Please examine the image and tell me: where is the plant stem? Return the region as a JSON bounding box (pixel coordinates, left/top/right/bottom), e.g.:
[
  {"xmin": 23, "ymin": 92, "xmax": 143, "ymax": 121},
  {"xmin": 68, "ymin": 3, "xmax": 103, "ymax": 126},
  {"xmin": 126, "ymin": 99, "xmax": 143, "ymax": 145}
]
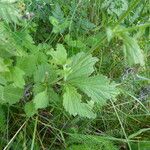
[
  {"xmin": 31, "ymin": 116, "xmax": 38, "ymax": 150},
  {"xmin": 116, "ymin": 23, "xmax": 150, "ymax": 33}
]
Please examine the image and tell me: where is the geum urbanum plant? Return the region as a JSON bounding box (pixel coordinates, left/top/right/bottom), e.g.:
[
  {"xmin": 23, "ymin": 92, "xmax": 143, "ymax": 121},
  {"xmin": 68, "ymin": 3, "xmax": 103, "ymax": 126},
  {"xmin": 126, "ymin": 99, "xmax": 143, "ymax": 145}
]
[
  {"xmin": 0, "ymin": 24, "xmax": 120, "ymax": 119},
  {"xmin": 0, "ymin": 42, "xmax": 120, "ymax": 119},
  {"xmin": 24, "ymin": 44, "xmax": 119, "ymax": 119},
  {"xmin": 0, "ymin": 0, "xmax": 145, "ymax": 119}
]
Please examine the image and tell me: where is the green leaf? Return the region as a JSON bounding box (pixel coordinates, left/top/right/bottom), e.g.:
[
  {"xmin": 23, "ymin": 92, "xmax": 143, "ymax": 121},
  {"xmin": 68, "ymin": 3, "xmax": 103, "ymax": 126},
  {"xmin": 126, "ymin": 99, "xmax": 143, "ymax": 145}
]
[
  {"xmin": 106, "ymin": 27, "xmax": 113, "ymax": 42},
  {"xmin": 49, "ymin": 4, "xmax": 69, "ymax": 33},
  {"xmin": 33, "ymin": 84, "xmax": 60, "ymax": 105},
  {"xmin": 3, "ymin": 84, "xmax": 23, "ymax": 105},
  {"xmin": 63, "ymin": 85, "xmax": 96, "ymax": 118},
  {"xmin": 123, "ymin": 35, "xmax": 145, "ymax": 67},
  {"xmin": 50, "ymin": 44, "xmax": 67, "ymax": 65},
  {"xmin": 0, "ymin": 76, "xmax": 7, "ymax": 85},
  {"xmin": 48, "ymin": 87, "xmax": 60, "ymax": 103},
  {"xmin": 12, "ymin": 67, "xmax": 25, "ymax": 88},
  {"xmin": 17, "ymin": 55, "xmax": 37, "ymax": 77},
  {"xmin": 66, "ymin": 52, "xmax": 98, "ymax": 81},
  {"xmin": 4, "ymin": 67, "xmax": 25, "ymax": 88},
  {"xmin": 33, "ymin": 84, "xmax": 46, "ymax": 95},
  {"xmin": 69, "ymin": 75, "xmax": 119, "ymax": 105},
  {"xmin": 65, "ymin": 34, "xmax": 87, "ymax": 50},
  {"xmin": 79, "ymin": 18, "xmax": 96, "ymax": 30},
  {"xmin": 0, "ymin": 85, "xmax": 4, "ymax": 103},
  {"xmin": 0, "ymin": 0, "xmax": 20, "ymax": 23},
  {"xmin": 0, "ymin": 57, "xmax": 9, "ymax": 72},
  {"xmin": 49, "ymin": 16, "xmax": 69, "ymax": 34},
  {"xmin": 33, "ymin": 90, "xmax": 49, "ymax": 109},
  {"xmin": 12, "ymin": 29, "xmax": 36, "ymax": 52},
  {"xmin": 34, "ymin": 64, "xmax": 57, "ymax": 84},
  {"xmin": 24, "ymin": 101, "xmax": 37, "ymax": 117},
  {"xmin": 102, "ymin": 0, "xmax": 128, "ymax": 17},
  {"xmin": 0, "ymin": 23, "xmax": 26, "ymax": 56}
]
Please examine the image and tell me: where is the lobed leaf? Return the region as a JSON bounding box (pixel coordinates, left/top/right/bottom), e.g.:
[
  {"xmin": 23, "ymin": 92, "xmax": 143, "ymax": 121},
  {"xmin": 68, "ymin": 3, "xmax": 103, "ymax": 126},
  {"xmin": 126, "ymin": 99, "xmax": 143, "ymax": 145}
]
[
  {"xmin": 0, "ymin": 0, "xmax": 20, "ymax": 23},
  {"xmin": 24, "ymin": 101, "xmax": 37, "ymax": 117},
  {"xmin": 33, "ymin": 90, "xmax": 49, "ymax": 109},
  {"xmin": 0, "ymin": 57, "xmax": 9, "ymax": 73},
  {"xmin": 63, "ymin": 85, "xmax": 96, "ymax": 118},
  {"xmin": 34, "ymin": 64, "xmax": 57, "ymax": 84},
  {"xmin": 68, "ymin": 75, "xmax": 120, "ymax": 105},
  {"xmin": 50, "ymin": 44, "xmax": 67, "ymax": 65},
  {"xmin": 2, "ymin": 84, "xmax": 23, "ymax": 105},
  {"xmin": 123, "ymin": 34, "xmax": 145, "ymax": 67},
  {"xmin": 66, "ymin": 52, "xmax": 98, "ymax": 80},
  {"xmin": 12, "ymin": 67, "xmax": 25, "ymax": 88}
]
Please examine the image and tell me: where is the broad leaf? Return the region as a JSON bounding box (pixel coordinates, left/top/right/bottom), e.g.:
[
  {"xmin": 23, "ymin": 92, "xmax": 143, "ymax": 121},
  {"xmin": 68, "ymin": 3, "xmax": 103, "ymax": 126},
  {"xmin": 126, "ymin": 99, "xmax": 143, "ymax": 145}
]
[
  {"xmin": 4, "ymin": 67, "xmax": 25, "ymax": 88},
  {"xmin": 102, "ymin": 0, "xmax": 128, "ymax": 17},
  {"xmin": 33, "ymin": 90, "xmax": 49, "ymax": 109},
  {"xmin": 48, "ymin": 87, "xmax": 60, "ymax": 103},
  {"xmin": 0, "ymin": 85, "xmax": 4, "ymax": 103},
  {"xmin": 65, "ymin": 34, "xmax": 87, "ymax": 50},
  {"xmin": 63, "ymin": 85, "xmax": 96, "ymax": 118},
  {"xmin": 49, "ymin": 16, "xmax": 69, "ymax": 34},
  {"xmin": 0, "ymin": 57, "xmax": 9, "ymax": 72},
  {"xmin": 0, "ymin": 76, "xmax": 6, "ymax": 85},
  {"xmin": 24, "ymin": 101, "xmax": 37, "ymax": 117},
  {"xmin": 50, "ymin": 44, "xmax": 67, "ymax": 65},
  {"xmin": 3, "ymin": 84, "xmax": 23, "ymax": 104},
  {"xmin": 123, "ymin": 35, "xmax": 145, "ymax": 67},
  {"xmin": 0, "ymin": 0, "xmax": 20, "ymax": 23},
  {"xmin": 68, "ymin": 75, "xmax": 119, "ymax": 105},
  {"xmin": 34, "ymin": 84, "xmax": 60, "ymax": 105},
  {"xmin": 17, "ymin": 55, "xmax": 37, "ymax": 77},
  {"xmin": 34, "ymin": 64, "xmax": 57, "ymax": 84},
  {"xmin": 66, "ymin": 52, "xmax": 98, "ymax": 81},
  {"xmin": 0, "ymin": 23, "xmax": 26, "ymax": 56},
  {"xmin": 49, "ymin": 4, "xmax": 69, "ymax": 33},
  {"xmin": 12, "ymin": 67, "xmax": 25, "ymax": 88},
  {"xmin": 33, "ymin": 84, "xmax": 46, "ymax": 95}
]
